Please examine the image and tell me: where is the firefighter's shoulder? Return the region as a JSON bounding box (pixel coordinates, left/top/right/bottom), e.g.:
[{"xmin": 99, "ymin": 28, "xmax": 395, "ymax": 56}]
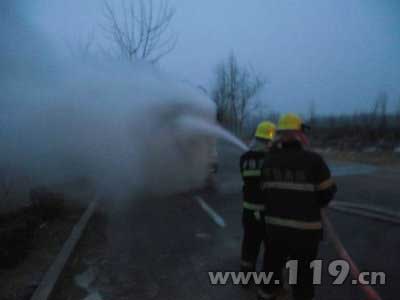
[
  {"xmin": 303, "ymin": 149, "xmax": 336, "ymax": 189},
  {"xmin": 302, "ymin": 149, "xmax": 327, "ymax": 165}
]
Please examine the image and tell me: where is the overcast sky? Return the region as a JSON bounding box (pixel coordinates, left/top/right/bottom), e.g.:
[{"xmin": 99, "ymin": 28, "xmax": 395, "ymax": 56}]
[{"xmin": 32, "ymin": 0, "xmax": 400, "ymax": 115}]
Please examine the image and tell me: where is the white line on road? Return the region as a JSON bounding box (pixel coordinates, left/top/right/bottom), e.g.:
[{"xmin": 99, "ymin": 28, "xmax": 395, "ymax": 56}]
[
  {"xmin": 195, "ymin": 196, "xmax": 226, "ymax": 228},
  {"xmin": 31, "ymin": 201, "xmax": 97, "ymax": 300}
]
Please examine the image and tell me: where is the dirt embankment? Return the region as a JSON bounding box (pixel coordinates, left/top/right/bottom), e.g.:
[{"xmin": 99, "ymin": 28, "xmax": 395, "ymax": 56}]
[
  {"xmin": 0, "ymin": 180, "xmax": 94, "ymax": 300},
  {"xmin": 0, "ymin": 209, "xmax": 82, "ymax": 300}
]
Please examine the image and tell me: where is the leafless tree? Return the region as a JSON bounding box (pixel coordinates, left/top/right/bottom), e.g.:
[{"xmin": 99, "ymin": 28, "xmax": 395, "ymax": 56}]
[
  {"xmin": 0, "ymin": 168, "xmax": 14, "ymax": 209},
  {"xmin": 371, "ymin": 92, "xmax": 388, "ymax": 132},
  {"xmin": 396, "ymin": 96, "xmax": 400, "ymax": 125},
  {"xmin": 0, "ymin": 178, "xmax": 12, "ymax": 203},
  {"xmin": 308, "ymin": 99, "xmax": 317, "ymax": 128},
  {"xmin": 211, "ymin": 53, "xmax": 265, "ymax": 134},
  {"xmin": 101, "ymin": 0, "xmax": 177, "ymax": 64},
  {"xmin": 67, "ymin": 31, "xmax": 97, "ymax": 60}
]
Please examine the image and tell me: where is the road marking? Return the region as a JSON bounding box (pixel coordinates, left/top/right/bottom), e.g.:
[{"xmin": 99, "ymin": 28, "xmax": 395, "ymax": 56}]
[
  {"xmin": 195, "ymin": 196, "xmax": 226, "ymax": 228},
  {"xmin": 31, "ymin": 201, "xmax": 97, "ymax": 300}
]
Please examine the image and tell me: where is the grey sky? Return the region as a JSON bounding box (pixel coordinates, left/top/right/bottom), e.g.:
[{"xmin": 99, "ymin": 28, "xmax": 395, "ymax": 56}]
[{"xmin": 33, "ymin": 0, "xmax": 400, "ymax": 115}]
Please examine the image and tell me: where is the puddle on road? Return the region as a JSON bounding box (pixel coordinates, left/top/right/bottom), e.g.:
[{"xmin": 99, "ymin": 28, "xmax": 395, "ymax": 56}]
[
  {"xmin": 74, "ymin": 266, "xmax": 104, "ymax": 300},
  {"xmin": 329, "ymin": 163, "xmax": 377, "ymax": 177},
  {"xmin": 83, "ymin": 291, "xmax": 103, "ymax": 300},
  {"xmin": 75, "ymin": 267, "xmax": 97, "ymax": 290}
]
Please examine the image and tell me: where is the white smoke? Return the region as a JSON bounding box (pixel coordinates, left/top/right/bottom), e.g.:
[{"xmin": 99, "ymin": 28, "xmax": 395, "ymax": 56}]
[{"xmin": 0, "ymin": 1, "xmax": 218, "ymax": 209}]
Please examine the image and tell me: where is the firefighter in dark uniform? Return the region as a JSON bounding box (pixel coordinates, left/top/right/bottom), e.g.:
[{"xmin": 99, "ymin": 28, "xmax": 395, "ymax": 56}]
[
  {"xmin": 258, "ymin": 113, "xmax": 337, "ymax": 300},
  {"xmin": 240, "ymin": 121, "xmax": 276, "ymax": 281}
]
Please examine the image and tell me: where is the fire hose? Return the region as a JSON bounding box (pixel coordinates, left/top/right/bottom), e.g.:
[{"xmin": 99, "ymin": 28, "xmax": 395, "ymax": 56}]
[{"xmin": 322, "ymin": 210, "xmax": 383, "ymax": 300}]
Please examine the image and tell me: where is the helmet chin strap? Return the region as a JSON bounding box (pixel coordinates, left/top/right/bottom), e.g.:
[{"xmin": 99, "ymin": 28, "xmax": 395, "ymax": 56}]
[{"xmin": 295, "ymin": 131, "xmax": 309, "ymax": 146}]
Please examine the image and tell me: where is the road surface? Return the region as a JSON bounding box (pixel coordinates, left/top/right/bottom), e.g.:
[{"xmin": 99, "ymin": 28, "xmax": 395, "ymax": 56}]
[{"xmin": 52, "ymin": 145, "xmax": 400, "ymax": 300}]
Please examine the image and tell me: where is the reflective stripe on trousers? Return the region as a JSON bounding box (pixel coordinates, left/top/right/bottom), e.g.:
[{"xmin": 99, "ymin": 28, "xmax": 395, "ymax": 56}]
[
  {"xmin": 265, "ymin": 216, "xmax": 322, "ymax": 230},
  {"xmin": 242, "ymin": 169, "xmax": 262, "ymax": 177},
  {"xmin": 243, "ymin": 201, "xmax": 265, "ymax": 211},
  {"xmin": 262, "ymin": 181, "xmax": 316, "ymax": 192},
  {"xmin": 240, "ymin": 260, "xmax": 254, "ymax": 268},
  {"xmin": 258, "ymin": 288, "xmax": 276, "ymax": 300}
]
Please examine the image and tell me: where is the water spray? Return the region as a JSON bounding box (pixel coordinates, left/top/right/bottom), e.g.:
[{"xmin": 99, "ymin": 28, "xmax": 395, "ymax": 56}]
[{"xmin": 176, "ymin": 115, "xmax": 249, "ymax": 152}]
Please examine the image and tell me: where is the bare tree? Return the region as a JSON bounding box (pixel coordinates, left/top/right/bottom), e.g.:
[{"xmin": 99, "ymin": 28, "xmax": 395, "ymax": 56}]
[
  {"xmin": 102, "ymin": 0, "xmax": 177, "ymax": 64},
  {"xmin": 0, "ymin": 177, "xmax": 13, "ymax": 203},
  {"xmin": 211, "ymin": 53, "xmax": 265, "ymax": 134},
  {"xmin": 308, "ymin": 99, "xmax": 317, "ymax": 128},
  {"xmin": 371, "ymin": 92, "xmax": 388, "ymax": 132},
  {"xmin": 396, "ymin": 96, "xmax": 400, "ymax": 125},
  {"xmin": 212, "ymin": 62, "xmax": 230, "ymax": 124},
  {"xmin": 67, "ymin": 31, "xmax": 97, "ymax": 60},
  {"xmin": 0, "ymin": 167, "xmax": 15, "ymax": 210}
]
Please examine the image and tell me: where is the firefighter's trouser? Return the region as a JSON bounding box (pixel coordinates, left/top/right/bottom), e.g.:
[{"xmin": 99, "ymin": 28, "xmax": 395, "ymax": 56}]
[
  {"xmin": 240, "ymin": 206, "xmax": 265, "ymax": 271},
  {"xmin": 261, "ymin": 236, "xmax": 319, "ymax": 300}
]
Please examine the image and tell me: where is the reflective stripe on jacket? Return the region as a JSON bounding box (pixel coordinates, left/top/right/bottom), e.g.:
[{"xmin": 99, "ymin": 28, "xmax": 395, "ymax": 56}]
[
  {"xmin": 240, "ymin": 148, "xmax": 267, "ymax": 205},
  {"xmin": 262, "ymin": 141, "xmax": 337, "ymax": 235}
]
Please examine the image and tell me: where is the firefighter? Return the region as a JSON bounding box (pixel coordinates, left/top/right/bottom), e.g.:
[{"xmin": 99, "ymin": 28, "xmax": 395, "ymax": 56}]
[
  {"xmin": 258, "ymin": 113, "xmax": 337, "ymax": 300},
  {"xmin": 240, "ymin": 121, "xmax": 276, "ymax": 282}
]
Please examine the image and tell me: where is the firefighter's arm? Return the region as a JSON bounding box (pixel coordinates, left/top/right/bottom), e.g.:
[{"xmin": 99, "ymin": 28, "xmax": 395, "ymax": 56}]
[{"xmin": 315, "ymin": 156, "xmax": 337, "ymax": 207}]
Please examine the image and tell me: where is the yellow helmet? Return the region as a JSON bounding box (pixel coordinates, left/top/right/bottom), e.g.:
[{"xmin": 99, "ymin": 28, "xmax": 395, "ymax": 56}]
[
  {"xmin": 277, "ymin": 113, "xmax": 303, "ymax": 131},
  {"xmin": 255, "ymin": 121, "xmax": 276, "ymax": 140}
]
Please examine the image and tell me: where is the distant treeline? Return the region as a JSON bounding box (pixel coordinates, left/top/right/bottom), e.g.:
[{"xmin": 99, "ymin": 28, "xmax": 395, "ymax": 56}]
[
  {"xmin": 243, "ymin": 111, "xmax": 400, "ymax": 151},
  {"xmin": 308, "ymin": 112, "xmax": 400, "ymax": 150},
  {"xmin": 209, "ymin": 55, "xmax": 400, "ymax": 151}
]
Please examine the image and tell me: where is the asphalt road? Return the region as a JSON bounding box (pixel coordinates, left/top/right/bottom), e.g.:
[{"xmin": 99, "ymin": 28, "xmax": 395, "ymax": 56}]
[{"xmin": 52, "ymin": 145, "xmax": 400, "ymax": 300}]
